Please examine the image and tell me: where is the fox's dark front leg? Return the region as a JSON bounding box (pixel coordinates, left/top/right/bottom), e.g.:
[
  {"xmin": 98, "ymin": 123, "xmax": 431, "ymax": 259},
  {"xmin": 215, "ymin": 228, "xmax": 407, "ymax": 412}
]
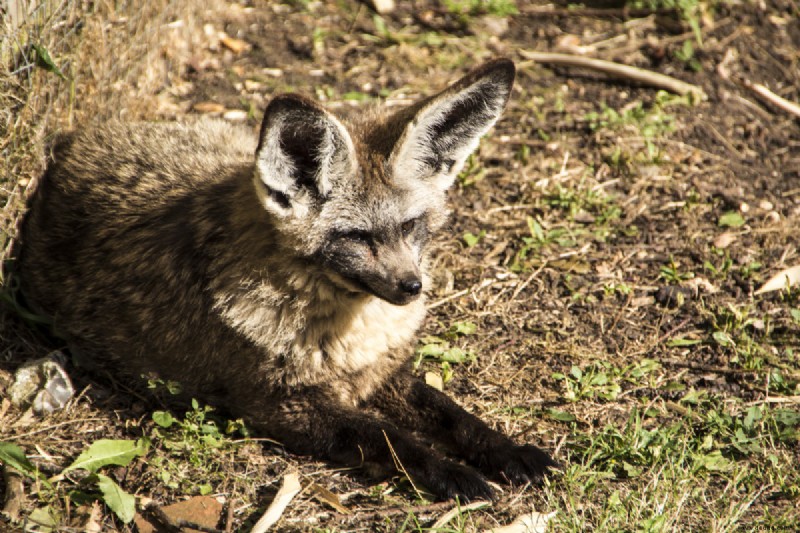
[
  {"xmin": 239, "ymin": 388, "xmax": 494, "ymax": 501},
  {"xmin": 368, "ymin": 370, "xmax": 558, "ymax": 485}
]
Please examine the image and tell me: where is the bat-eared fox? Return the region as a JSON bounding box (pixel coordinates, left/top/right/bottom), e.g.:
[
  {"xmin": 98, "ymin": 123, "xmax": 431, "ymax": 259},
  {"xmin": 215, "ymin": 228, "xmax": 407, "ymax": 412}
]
[{"xmin": 18, "ymin": 58, "xmax": 556, "ymax": 501}]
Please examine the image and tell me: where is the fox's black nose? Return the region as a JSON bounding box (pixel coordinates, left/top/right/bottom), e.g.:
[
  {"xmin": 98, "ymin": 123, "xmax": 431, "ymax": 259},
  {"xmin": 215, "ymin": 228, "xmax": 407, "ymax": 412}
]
[{"xmin": 399, "ymin": 278, "xmax": 422, "ymax": 296}]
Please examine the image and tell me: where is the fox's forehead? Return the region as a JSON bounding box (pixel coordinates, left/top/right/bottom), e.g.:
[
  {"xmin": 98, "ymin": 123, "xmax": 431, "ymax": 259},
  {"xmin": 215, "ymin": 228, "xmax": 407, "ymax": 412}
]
[{"xmin": 321, "ymin": 172, "xmax": 442, "ymax": 232}]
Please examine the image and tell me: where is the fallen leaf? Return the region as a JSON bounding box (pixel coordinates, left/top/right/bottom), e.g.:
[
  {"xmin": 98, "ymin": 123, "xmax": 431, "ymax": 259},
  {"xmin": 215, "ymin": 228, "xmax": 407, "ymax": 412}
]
[
  {"xmin": 754, "ymin": 265, "xmax": 800, "ymax": 295},
  {"xmin": 308, "ymin": 483, "xmax": 349, "ymax": 514},
  {"xmin": 61, "ymin": 438, "xmax": 149, "ymax": 475},
  {"xmin": 96, "ymin": 473, "xmax": 136, "ymax": 524},
  {"xmin": 220, "ymin": 35, "xmax": 249, "ymax": 54},
  {"xmin": 28, "ymin": 505, "xmax": 61, "ymax": 532},
  {"xmin": 718, "ymin": 211, "xmax": 745, "ymax": 228},
  {"xmin": 0, "ymin": 441, "xmax": 40, "ymax": 480},
  {"xmin": 193, "ymin": 101, "xmax": 226, "ymax": 114},
  {"xmin": 425, "ymin": 371, "xmax": 443, "ymax": 391},
  {"xmin": 485, "ymin": 509, "xmax": 557, "ymax": 533},
  {"xmin": 252, "ymin": 471, "xmax": 302, "ymax": 533}
]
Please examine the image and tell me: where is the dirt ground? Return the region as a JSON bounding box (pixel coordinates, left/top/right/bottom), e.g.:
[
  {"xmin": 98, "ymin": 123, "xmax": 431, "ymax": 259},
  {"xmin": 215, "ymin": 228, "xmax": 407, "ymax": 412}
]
[{"xmin": 1, "ymin": 0, "xmax": 799, "ymax": 531}]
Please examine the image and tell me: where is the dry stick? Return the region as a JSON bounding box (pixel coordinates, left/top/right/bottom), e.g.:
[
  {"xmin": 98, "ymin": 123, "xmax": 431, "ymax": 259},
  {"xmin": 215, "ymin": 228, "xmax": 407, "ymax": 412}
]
[
  {"xmin": 382, "ymin": 430, "xmax": 424, "ymax": 500},
  {"xmin": 6, "ymin": 418, "xmax": 108, "ymax": 440},
  {"xmin": 2, "ymin": 465, "xmax": 25, "ymax": 522},
  {"xmin": 431, "ymin": 501, "xmax": 491, "ymax": 529},
  {"xmin": 519, "ymin": 50, "xmax": 706, "ymax": 100},
  {"xmin": 739, "ymin": 79, "xmax": 800, "ymax": 120},
  {"xmin": 330, "ymin": 501, "xmax": 456, "ymax": 522},
  {"xmin": 224, "ymin": 498, "xmax": 235, "ymax": 533}
]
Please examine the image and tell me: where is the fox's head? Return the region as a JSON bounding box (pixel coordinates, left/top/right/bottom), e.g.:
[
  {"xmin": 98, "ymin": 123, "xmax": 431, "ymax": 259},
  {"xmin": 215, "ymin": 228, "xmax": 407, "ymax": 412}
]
[{"xmin": 253, "ymin": 59, "xmax": 515, "ymax": 305}]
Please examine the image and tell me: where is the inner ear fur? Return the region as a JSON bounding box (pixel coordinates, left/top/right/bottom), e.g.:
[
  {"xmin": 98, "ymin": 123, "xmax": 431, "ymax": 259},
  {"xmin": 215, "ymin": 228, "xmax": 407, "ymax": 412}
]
[
  {"xmin": 255, "ymin": 94, "xmax": 355, "ymax": 217},
  {"xmin": 388, "ymin": 58, "xmax": 516, "ymax": 191}
]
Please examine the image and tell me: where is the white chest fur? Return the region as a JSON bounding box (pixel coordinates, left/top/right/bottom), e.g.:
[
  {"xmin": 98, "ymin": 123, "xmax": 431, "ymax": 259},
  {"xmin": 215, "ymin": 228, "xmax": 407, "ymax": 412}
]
[{"xmin": 217, "ymin": 280, "xmax": 426, "ymax": 387}]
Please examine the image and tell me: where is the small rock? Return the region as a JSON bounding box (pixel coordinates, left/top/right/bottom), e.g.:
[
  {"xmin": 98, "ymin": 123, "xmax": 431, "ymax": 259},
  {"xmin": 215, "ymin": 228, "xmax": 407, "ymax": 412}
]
[{"xmin": 9, "ymin": 353, "xmax": 74, "ymax": 415}]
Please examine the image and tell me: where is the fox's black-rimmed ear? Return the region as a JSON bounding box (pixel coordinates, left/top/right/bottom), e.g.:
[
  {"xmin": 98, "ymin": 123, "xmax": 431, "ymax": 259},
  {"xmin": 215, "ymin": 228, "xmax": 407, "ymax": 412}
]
[
  {"xmin": 254, "ymin": 94, "xmax": 356, "ymax": 218},
  {"xmin": 388, "ymin": 58, "xmax": 515, "ymax": 191}
]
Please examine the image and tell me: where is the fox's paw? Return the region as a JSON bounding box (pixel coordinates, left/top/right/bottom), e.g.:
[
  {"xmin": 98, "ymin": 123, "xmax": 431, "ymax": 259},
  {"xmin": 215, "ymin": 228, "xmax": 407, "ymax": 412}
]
[
  {"xmin": 415, "ymin": 460, "xmax": 495, "ymax": 502},
  {"xmin": 479, "ymin": 444, "xmax": 559, "ymax": 486}
]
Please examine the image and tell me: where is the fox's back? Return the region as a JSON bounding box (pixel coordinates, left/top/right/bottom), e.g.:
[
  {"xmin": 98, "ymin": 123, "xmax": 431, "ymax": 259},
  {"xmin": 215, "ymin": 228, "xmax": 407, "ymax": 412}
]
[
  {"xmin": 36, "ymin": 120, "xmax": 255, "ymax": 211},
  {"xmin": 18, "ymin": 120, "xmax": 258, "ymax": 372}
]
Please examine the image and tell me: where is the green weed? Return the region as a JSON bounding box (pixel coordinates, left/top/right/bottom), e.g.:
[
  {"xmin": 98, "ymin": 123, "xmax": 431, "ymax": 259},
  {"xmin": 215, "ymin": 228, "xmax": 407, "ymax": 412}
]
[
  {"xmin": 457, "ymin": 153, "xmax": 487, "ymax": 186},
  {"xmin": 674, "ymin": 39, "xmax": 702, "ymax": 71},
  {"xmin": 552, "ymin": 359, "xmax": 661, "ymax": 402},
  {"xmin": 149, "ymin": 399, "xmax": 246, "ymax": 494},
  {"xmin": 415, "ymin": 321, "xmax": 479, "ymax": 384},
  {"xmin": 659, "ymin": 256, "xmax": 695, "ymax": 283},
  {"xmin": 443, "ymin": 0, "xmax": 518, "ymax": 18}
]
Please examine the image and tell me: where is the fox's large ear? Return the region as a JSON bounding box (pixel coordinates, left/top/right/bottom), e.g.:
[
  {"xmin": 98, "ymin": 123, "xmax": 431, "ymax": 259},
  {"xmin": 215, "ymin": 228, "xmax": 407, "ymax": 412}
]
[
  {"xmin": 389, "ymin": 58, "xmax": 515, "ymax": 191},
  {"xmin": 254, "ymin": 94, "xmax": 355, "ymax": 218}
]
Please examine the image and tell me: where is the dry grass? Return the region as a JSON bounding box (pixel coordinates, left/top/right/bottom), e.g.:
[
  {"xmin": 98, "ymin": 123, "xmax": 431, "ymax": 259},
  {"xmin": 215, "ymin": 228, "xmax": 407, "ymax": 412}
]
[{"xmin": 1, "ymin": 0, "xmax": 226, "ymax": 265}]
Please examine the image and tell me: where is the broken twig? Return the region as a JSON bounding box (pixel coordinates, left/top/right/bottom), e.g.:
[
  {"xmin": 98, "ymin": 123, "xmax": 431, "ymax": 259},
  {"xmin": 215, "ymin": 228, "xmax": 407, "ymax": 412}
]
[
  {"xmin": 739, "ymin": 79, "xmax": 800, "ymax": 120},
  {"xmin": 519, "ymin": 50, "xmax": 706, "ymax": 100},
  {"xmin": 2, "ymin": 465, "xmax": 25, "ymax": 522}
]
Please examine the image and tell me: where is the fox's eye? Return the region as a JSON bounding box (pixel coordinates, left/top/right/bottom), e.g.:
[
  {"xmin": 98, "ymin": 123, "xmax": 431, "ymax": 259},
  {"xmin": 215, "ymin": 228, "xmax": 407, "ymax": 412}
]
[{"xmin": 401, "ymin": 218, "xmax": 416, "ymax": 236}]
